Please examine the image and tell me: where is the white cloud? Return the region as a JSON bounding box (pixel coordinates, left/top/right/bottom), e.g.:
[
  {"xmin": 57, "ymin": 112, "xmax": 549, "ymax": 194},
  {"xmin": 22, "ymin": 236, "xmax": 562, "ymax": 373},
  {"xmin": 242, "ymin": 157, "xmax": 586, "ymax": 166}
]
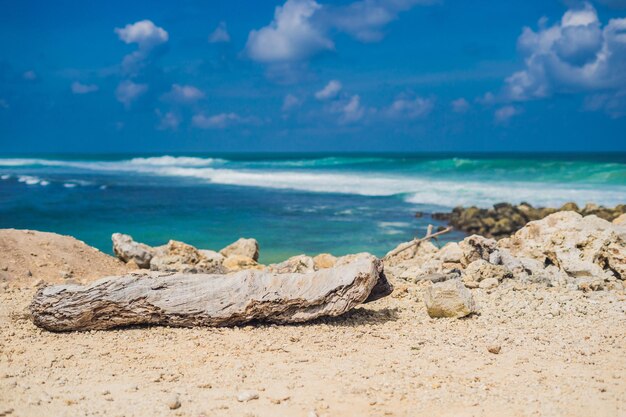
[
  {"xmin": 502, "ymin": 3, "xmax": 626, "ymax": 103},
  {"xmin": 156, "ymin": 110, "xmax": 181, "ymax": 130},
  {"xmin": 192, "ymin": 112, "xmax": 256, "ymax": 129},
  {"xmin": 115, "ymin": 80, "xmax": 148, "ymax": 108},
  {"xmin": 386, "ymin": 95, "xmax": 434, "ymax": 119},
  {"xmin": 245, "ymin": 0, "xmax": 334, "ymax": 63},
  {"xmin": 451, "ymin": 98, "xmax": 470, "ymax": 113},
  {"xmin": 331, "ymin": 94, "xmax": 366, "ymax": 123},
  {"xmin": 324, "ymin": 0, "xmax": 433, "ymax": 42},
  {"xmin": 246, "ymin": 0, "xmax": 433, "ymax": 64},
  {"xmin": 282, "ymin": 94, "xmax": 303, "ymax": 111},
  {"xmin": 315, "ymin": 80, "xmax": 342, "ymax": 100},
  {"xmin": 71, "ymin": 81, "xmax": 99, "ymax": 94},
  {"xmin": 115, "ymin": 20, "xmax": 169, "ymax": 75},
  {"xmin": 494, "ymin": 105, "xmax": 521, "ymax": 124},
  {"xmin": 163, "ymin": 84, "xmax": 205, "ymax": 103},
  {"xmin": 209, "ymin": 22, "xmax": 231, "ymax": 43},
  {"xmin": 115, "ymin": 20, "xmax": 168, "ymax": 49}
]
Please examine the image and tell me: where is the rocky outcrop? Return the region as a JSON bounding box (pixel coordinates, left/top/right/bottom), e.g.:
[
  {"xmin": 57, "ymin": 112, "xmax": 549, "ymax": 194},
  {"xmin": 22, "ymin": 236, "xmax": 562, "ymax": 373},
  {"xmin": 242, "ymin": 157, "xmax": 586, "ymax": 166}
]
[
  {"xmin": 497, "ymin": 211, "xmax": 626, "ymax": 289},
  {"xmin": 433, "ymin": 202, "xmax": 626, "ymax": 239},
  {"xmin": 267, "ymin": 255, "xmax": 316, "ymax": 274},
  {"xmin": 111, "ymin": 233, "xmax": 155, "ymax": 269},
  {"xmin": 150, "ymin": 240, "xmax": 225, "ymax": 274},
  {"xmin": 220, "ymin": 238, "xmax": 259, "ymax": 261},
  {"xmin": 423, "ymin": 279, "xmax": 477, "ymax": 318},
  {"xmin": 30, "ymin": 254, "xmax": 387, "ymax": 331},
  {"xmin": 387, "ymin": 211, "xmax": 626, "ymax": 292}
]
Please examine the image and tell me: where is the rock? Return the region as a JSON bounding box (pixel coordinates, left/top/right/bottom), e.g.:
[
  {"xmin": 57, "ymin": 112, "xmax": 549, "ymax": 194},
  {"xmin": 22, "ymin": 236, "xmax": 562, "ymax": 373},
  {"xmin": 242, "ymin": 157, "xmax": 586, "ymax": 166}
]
[
  {"xmin": 433, "ymin": 202, "xmax": 625, "ymax": 239},
  {"xmin": 199, "ymin": 249, "xmax": 225, "ymax": 264},
  {"xmin": 498, "ymin": 212, "xmax": 626, "ymax": 281},
  {"xmin": 267, "ymin": 255, "xmax": 316, "ymax": 274},
  {"xmin": 479, "ymin": 278, "xmax": 499, "ymax": 289},
  {"xmin": 613, "ymin": 213, "xmax": 626, "ymax": 225},
  {"xmin": 437, "ymin": 242, "xmax": 463, "ymax": 263},
  {"xmin": 30, "ymin": 253, "xmax": 386, "ymax": 331},
  {"xmin": 237, "ymin": 390, "xmax": 259, "ymax": 402},
  {"xmin": 166, "ymin": 394, "xmax": 180, "ymax": 410},
  {"xmin": 423, "ymin": 280, "xmax": 477, "ymax": 319},
  {"xmin": 487, "ymin": 345, "xmax": 501, "ymax": 354},
  {"xmin": 111, "ymin": 233, "xmax": 153, "ymax": 268},
  {"xmin": 463, "ymin": 260, "xmax": 513, "ymax": 283},
  {"xmin": 150, "ymin": 240, "xmax": 224, "ymax": 274},
  {"xmin": 220, "ymin": 238, "xmax": 259, "ymax": 261},
  {"xmin": 222, "ymin": 255, "xmax": 262, "ymax": 272},
  {"xmin": 313, "ymin": 253, "xmax": 337, "ymax": 269},
  {"xmin": 459, "ymin": 235, "xmax": 497, "ymax": 267}
]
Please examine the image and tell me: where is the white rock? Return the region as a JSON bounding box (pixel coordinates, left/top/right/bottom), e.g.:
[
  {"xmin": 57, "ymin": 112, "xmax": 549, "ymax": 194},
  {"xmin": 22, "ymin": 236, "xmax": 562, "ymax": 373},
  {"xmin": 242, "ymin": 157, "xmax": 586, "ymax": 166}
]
[
  {"xmin": 111, "ymin": 233, "xmax": 154, "ymax": 268},
  {"xmin": 220, "ymin": 238, "xmax": 259, "ymax": 261},
  {"xmin": 423, "ymin": 280, "xmax": 477, "ymax": 319}
]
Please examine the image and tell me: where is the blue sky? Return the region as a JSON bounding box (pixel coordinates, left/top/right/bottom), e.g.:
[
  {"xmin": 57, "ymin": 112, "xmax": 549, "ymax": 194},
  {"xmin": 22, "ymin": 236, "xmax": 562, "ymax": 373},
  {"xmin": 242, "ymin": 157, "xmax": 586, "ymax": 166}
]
[{"xmin": 1, "ymin": 0, "xmax": 625, "ymax": 153}]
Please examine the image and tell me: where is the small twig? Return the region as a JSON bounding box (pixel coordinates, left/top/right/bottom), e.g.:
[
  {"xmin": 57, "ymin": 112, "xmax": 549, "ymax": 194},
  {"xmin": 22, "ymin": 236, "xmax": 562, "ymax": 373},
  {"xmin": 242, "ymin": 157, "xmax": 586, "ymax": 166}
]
[{"xmin": 384, "ymin": 226, "xmax": 453, "ymax": 259}]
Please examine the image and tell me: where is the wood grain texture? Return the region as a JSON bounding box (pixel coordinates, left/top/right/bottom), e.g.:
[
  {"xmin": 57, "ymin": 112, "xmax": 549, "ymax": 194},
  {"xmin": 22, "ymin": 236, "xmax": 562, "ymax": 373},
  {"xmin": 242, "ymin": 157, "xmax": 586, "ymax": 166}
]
[{"xmin": 30, "ymin": 254, "xmax": 386, "ymax": 331}]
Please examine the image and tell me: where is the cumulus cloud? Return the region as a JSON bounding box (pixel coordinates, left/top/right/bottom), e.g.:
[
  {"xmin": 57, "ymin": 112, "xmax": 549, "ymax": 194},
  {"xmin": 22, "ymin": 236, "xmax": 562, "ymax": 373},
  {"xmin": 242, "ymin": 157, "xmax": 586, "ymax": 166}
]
[
  {"xmin": 115, "ymin": 20, "xmax": 168, "ymax": 49},
  {"xmin": 282, "ymin": 94, "xmax": 303, "ymax": 111},
  {"xmin": 315, "ymin": 80, "xmax": 342, "ymax": 100},
  {"xmin": 156, "ymin": 110, "xmax": 181, "ymax": 130},
  {"xmin": 386, "ymin": 95, "xmax": 434, "ymax": 119},
  {"xmin": 501, "ymin": 2, "xmax": 626, "ymax": 111},
  {"xmin": 494, "ymin": 105, "xmax": 522, "ymax": 124},
  {"xmin": 451, "ymin": 98, "xmax": 470, "ymax": 113},
  {"xmin": 115, "ymin": 20, "xmax": 169, "ymax": 75},
  {"xmin": 329, "ymin": 94, "xmax": 367, "ymax": 123},
  {"xmin": 245, "ymin": 0, "xmax": 333, "ymax": 63},
  {"xmin": 162, "ymin": 84, "xmax": 205, "ymax": 104},
  {"xmin": 115, "ymin": 80, "xmax": 148, "ymax": 108},
  {"xmin": 209, "ymin": 22, "xmax": 231, "ymax": 43},
  {"xmin": 323, "ymin": 0, "xmax": 434, "ymax": 42},
  {"xmin": 245, "ymin": 0, "xmax": 432, "ymax": 63},
  {"xmin": 192, "ymin": 112, "xmax": 257, "ymax": 129},
  {"xmin": 71, "ymin": 81, "xmax": 99, "ymax": 94}
]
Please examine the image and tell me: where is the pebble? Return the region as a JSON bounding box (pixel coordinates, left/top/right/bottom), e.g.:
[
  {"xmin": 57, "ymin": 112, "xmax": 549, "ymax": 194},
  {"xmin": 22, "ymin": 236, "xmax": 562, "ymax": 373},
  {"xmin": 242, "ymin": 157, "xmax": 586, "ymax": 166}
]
[
  {"xmin": 166, "ymin": 394, "xmax": 181, "ymax": 410},
  {"xmin": 479, "ymin": 278, "xmax": 499, "ymax": 290},
  {"xmin": 488, "ymin": 345, "xmax": 502, "ymax": 354},
  {"xmin": 237, "ymin": 390, "xmax": 259, "ymax": 402}
]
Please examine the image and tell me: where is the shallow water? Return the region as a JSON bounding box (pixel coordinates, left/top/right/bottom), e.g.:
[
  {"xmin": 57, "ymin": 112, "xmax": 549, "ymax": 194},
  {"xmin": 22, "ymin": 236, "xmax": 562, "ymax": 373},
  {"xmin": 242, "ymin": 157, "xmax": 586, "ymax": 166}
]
[{"xmin": 1, "ymin": 153, "xmax": 624, "ymax": 263}]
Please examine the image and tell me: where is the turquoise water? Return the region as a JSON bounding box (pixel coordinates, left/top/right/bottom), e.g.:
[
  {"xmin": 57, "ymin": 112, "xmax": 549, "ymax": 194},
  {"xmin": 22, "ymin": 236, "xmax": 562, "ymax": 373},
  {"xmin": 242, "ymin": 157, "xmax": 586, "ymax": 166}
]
[{"xmin": 1, "ymin": 153, "xmax": 625, "ymax": 263}]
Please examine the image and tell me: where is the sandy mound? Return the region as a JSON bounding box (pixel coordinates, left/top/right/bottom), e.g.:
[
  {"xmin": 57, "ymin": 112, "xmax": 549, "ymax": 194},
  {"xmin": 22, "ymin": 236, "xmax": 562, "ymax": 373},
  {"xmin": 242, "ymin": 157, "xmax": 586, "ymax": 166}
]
[{"xmin": 0, "ymin": 229, "xmax": 129, "ymax": 287}]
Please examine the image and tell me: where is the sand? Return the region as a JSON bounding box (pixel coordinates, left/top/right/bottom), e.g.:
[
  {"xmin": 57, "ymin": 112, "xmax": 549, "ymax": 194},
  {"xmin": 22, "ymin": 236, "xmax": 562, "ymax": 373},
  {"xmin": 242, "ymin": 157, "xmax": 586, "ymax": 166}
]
[{"xmin": 0, "ymin": 230, "xmax": 625, "ymax": 416}]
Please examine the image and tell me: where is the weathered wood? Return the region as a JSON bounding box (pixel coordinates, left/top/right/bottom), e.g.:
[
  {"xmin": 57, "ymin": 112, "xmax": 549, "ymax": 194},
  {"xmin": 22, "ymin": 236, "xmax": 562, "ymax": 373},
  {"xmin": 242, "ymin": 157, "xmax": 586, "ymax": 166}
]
[
  {"xmin": 30, "ymin": 254, "xmax": 386, "ymax": 331},
  {"xmin": 384, "ymin": 227, "xmax": 453, "ymax": 259}
]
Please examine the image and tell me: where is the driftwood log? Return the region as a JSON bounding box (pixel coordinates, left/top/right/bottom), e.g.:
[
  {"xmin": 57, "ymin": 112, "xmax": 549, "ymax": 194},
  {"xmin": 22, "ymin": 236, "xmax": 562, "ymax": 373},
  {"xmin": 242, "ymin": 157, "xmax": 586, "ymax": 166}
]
[{"xmin": 30, "ymin": 254, "xmax": 391, "ymax": 331}]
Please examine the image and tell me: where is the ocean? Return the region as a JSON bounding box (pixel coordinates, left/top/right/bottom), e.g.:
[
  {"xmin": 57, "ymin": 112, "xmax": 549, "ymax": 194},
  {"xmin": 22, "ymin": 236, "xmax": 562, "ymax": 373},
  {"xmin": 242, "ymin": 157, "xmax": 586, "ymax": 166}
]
[{"xmin": 1, "ymin": 153, "xmax": 625, "ymax": 263}]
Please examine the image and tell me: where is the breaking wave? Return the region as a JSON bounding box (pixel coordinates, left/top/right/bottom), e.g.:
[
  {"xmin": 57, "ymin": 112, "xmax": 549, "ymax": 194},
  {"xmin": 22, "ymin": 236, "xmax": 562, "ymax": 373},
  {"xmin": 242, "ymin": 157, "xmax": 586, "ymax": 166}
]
[{"xmin": 1, "ymin": 155, "xmax": 625, "ymax": 208}]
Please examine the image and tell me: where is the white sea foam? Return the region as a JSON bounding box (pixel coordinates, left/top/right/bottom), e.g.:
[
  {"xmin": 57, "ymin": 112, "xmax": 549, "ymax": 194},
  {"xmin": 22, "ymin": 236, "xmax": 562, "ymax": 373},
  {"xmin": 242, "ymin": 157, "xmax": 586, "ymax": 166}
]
[
  {"xmin": 63, "ymin": 183, "xmax": 77, "ymax": 188},
  {"xmin": 128, "ymin": 156, "xmax": 223, "ymax": 166},
  {"xmin": 1, "ymin": 174, "xmax": 10, "ymax": 180},
  {"xmin": 1, "ymin": 156, "xmax": 625, "ymax": 208},
  {"xmin": 17, "ymin": 175, "xmax": 44, "ymax": 185}
]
